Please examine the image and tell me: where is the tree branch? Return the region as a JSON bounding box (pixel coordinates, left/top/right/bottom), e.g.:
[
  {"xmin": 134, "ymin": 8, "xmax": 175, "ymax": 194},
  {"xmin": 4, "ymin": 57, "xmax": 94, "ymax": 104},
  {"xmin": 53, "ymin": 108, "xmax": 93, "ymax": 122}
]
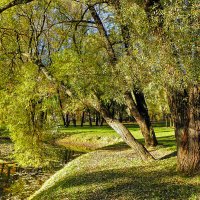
[
  {"xmin": 0, "ymin": 0, "xmax": 34, "ymax": 14},
  {"xmin": 87, "ymin": 4, "xmax": 116, "ymax": 63}
]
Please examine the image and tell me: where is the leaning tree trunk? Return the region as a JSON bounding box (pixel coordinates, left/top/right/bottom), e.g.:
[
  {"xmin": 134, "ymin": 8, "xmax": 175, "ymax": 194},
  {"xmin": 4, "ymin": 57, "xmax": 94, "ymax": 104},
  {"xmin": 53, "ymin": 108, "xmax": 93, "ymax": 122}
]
[
  {"xmin": 118, "ymin": 9, "xmax": 157, "ymax": 147},
  {"xmin": 89, "ymin": 98, "xmax": 154, "ymax": 161},
  {"xmin": 88, "ymin": 5, "xmax": 157, "ymax": 147},
  {"xmin": 169, "ymin": 85, "xmax": 200, "ymax": 174},
  {"xmin": 124, "ymin": 91, "xmax": 158, "ymax": 147}
]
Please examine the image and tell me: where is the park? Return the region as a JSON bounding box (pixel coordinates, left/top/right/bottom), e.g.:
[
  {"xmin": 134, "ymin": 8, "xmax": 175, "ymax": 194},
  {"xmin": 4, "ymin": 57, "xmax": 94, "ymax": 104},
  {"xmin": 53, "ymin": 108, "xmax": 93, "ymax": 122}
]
[{"xmin": 0, "ymin": 0, "xmax": 199, "ymax": 199}]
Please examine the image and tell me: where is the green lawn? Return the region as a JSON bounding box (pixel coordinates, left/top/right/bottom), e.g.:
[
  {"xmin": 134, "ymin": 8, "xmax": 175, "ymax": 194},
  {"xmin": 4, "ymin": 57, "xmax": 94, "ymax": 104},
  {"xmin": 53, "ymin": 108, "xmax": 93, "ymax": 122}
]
[{"xmin": 56, "ymin": 124, "xmax": 175, "ymax": 152}]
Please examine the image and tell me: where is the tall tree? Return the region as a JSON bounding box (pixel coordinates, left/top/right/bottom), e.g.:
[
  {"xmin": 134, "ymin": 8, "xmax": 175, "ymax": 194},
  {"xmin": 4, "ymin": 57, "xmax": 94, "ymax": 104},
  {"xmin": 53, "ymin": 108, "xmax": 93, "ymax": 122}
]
[
  {"xmin": 88, "ymin": 3, "xmax": 158, "ymax": 146},
  {"xmin": 162, "ymin": 1, "xmax": 200, "ymax": 173}
]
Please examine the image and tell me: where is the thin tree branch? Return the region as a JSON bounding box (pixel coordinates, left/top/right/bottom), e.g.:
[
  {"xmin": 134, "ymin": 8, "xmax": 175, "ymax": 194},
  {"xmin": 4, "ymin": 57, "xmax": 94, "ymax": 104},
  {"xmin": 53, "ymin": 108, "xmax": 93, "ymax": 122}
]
[
  {"xmin": 0, "ymin": 0, "xmax": 34, "ymax": 14},
  {"xmin": 87, "ymin": 4, "xmax": 116, "ymax": 63}
]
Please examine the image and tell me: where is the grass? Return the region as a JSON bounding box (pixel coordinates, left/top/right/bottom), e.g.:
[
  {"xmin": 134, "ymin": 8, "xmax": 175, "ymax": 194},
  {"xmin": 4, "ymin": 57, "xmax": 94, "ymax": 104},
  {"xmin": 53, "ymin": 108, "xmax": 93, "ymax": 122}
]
[
  {"xmin": 29, "ymin": 150, "xmax": 200, "ymax": 200},
  {"xmin": 56, "ymin": 124, "xmax": 175, "ymax": 152},
  {"xmin": 27, "ymin": 124, "xmax": 200, "ymax": 200}
]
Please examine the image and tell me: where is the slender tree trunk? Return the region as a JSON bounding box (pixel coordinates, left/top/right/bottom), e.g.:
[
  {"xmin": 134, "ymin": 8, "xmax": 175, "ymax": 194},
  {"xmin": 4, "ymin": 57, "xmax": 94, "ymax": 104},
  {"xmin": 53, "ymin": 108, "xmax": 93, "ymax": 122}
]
[
  {"xmin": 124, "ymin": 91, "xmax": 158, "ymax": 147},
  {"xmin": 88, "ymin": 110, "xmax": 93, "ymax": 127},
  {"xmin": 38, "ymin": 111, "xmax": 45, "ymax": 128},
  {"xmin": 89, "ymin": 98, "xmax": 154, "ymax": 160},
  {"xmin": 65, "ymin": 113, "xmax": 70, "ymax": 127},
  {"xmin": 100, "ymin": 117, "xmax": 104, "ymax": 126},
  {"xmin": 72, "ymin": 114, "xmax": 76, "ymax": 127},
  {"xmin": 119, "ymin": 112, "xmax": 123, "ymax": 123},
  {"xmin": 95, "ymin": 112, "xmax": 100, "ymax": 126},
  {"xmin": 57, "ymin": 89, "xmax": 68, "ymax": 127},
  {"xmin": 168, "ymin": 85, "xmax": 200, "ymax": 174},
  {"xmin": 81, "ymin": 111, "xmax": 85, "ymax": 127}
]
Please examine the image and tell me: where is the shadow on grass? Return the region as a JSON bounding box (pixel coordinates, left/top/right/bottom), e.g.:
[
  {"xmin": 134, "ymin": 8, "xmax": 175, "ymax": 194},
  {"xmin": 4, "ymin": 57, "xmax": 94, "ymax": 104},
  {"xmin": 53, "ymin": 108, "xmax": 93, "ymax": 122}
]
[
  {"xmin": 35, "ymin": 164, "xmax": 199, "ymax": 200},
  {"xmin": 101, "ymin": 135, "xmax": 176, "ymax": 152},
  {"xmin": 137, "ymin": 135, "xmax": 176, "ymax": 148},
  {"xmin": 156, "ymin": 135, "xmax": 176, "ymax": 148},
  {"xmin": 99, "ymin": 142, "xmax": 130, "ymax": 151},
  {"xmin": 160, "ymin": 151, "xmax": 177, "ymax": 160}
]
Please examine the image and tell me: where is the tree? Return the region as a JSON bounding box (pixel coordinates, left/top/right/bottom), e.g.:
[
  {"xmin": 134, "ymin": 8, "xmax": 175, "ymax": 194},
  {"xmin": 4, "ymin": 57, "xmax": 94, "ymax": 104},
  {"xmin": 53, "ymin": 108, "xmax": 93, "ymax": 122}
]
[
  {"xmin": 1, "ymin": 0, "xmax": 199, "ymax": 173},
  {"xmin": 161, "ymin": 1, "xmax": 199, "ymax": 173},
  {"xmin": 0, "ymin": 0, "xmax": 154, "ymax": 162},
  {"xmin": 111, "ymin": 0, "xmax": 199, "ymax": 173},
  {"xmin": 131, "ymin": 0, "xmax": 199, "ymax": 173},
  {"xmin": 87, "ymin": 3, "xmax": 158, "ymax": 147}
]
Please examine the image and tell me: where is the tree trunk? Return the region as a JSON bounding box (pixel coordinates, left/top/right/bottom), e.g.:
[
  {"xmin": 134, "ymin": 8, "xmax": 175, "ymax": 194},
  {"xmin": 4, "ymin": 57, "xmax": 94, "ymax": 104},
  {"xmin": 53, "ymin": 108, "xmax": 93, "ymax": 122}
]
[
  {"xmin": 89, "ymin": 98, "xmax": 154, "ymax": 161},
  {"xmin": 168, "ymin": 85, "xmax": 200, "ymax": 174},
  {"xmin": 117, "ymin": 7, "xmax": 157, "ymax": 147},
  {"xmin": 65, "ymin": 113, "xmax": 70, "ymax": 127},
  {"xmin": 100, "ymin": 117, "xmax": 104, "ymax": 126},
  {"xmin": 72, "ymin": 114, "xmax": 76, "ymax": 127},
  {"xmin": 124, "ymin": 91, "xmax": 158, "ymax": 147},
  {"xmin": 57, "ymin": 88, "xmax": 68, "ymax": 127},
  {"xmin": 95, "ymin": 112, "xmax": 100, "ymax": 126},
  {"xmin": 81, "ymin": 111, "xmax": 85, "ymax": 127},
  {"xmin": 88, "ymin": 110, "xmax": 93, "ymax": 127}
]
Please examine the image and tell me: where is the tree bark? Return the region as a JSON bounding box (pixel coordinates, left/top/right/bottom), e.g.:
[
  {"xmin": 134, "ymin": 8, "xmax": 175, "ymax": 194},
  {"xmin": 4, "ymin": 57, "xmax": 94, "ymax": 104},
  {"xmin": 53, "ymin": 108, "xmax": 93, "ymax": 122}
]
[
  {"xmin": 100, "ymin": 117, "xmax": 104, "ymax": 126},
  {"xmin": 89, "ymin": 98, "xmax": 154, "ymax": 161},
  {"xmin": 65, "ymin": 113, "xmax": 70, "ymax": 127},
  {"xmin": 95, "ymin": 112, "xmax": 100, "ymax": 126},
  {"xmin": 168, "ymin": 85, "xmax": 200, "ymax": 173},
  {"xmin": 124, "ymin": 91, "xmax": 158, "ymax": 147}
]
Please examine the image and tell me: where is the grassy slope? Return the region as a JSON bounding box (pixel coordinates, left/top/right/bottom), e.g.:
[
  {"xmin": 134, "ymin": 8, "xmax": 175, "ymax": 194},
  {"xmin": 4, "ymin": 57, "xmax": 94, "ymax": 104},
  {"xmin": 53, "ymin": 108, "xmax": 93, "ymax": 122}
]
[
  {"xmin": 29, "ymin": 125, "xmax": 200, "ymax": 200},
  {"xmin": 56, "ymin": 124, "xmax": 175, "ymax": 152}
]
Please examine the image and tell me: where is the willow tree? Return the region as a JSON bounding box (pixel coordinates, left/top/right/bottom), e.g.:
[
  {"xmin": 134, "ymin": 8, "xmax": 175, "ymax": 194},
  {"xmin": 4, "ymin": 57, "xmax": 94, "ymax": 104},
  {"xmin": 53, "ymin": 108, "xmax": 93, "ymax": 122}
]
[
  {"xmin": 160, "ymin": 1, "xmax": 199, "ymax": 173},
  {"xmin": 139, "ymin": 0, "xmax": 199, "ymax": 173},
  {"xmin": 105, "ymin": 0, "xmax": 199, "ymax": 174},
  {"xmin": 0, "ymin": 0, "xmax": 154, "ymax": 161},
  {"xmin": 0, "ymin": 1, "xmax": 68, "ymax": 167},
  {"xmin": 86, "ymin": 2, "xmax": 158, "ymax": 147},
  {"xmin": 126, "ymin": 0, "xmax": 199, "ymax": 173}
]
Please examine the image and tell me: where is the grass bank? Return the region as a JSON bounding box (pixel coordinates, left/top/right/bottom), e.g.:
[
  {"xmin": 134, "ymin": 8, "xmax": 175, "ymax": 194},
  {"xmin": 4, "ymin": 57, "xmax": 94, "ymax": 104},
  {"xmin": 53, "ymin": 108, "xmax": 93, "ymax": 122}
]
[
  {"xmin": 29, "ymin": 125, "xmax": 200, "ymax": 200},
  {"xmin": 29, "ymin": 148, "xmax": 200, "ymax": 200}
]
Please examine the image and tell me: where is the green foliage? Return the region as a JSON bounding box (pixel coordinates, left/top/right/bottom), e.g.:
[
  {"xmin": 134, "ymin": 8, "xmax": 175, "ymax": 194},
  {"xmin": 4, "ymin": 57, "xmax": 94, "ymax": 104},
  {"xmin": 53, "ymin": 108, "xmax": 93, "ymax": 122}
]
[
  {"xmin": 0, "ymin": 60, "xmax": 59, "ymax": 167},
  {"xmin": 150, "ymin": 0, "xmax": 200, "ymax": 89}
]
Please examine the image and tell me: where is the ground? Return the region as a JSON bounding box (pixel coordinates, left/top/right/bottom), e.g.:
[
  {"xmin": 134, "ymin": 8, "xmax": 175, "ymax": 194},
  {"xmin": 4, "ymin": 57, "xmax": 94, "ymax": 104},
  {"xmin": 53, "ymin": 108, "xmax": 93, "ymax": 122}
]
[{"xmin": 29, "ymin": 124, "xmax": 200, "ymax": 200}]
